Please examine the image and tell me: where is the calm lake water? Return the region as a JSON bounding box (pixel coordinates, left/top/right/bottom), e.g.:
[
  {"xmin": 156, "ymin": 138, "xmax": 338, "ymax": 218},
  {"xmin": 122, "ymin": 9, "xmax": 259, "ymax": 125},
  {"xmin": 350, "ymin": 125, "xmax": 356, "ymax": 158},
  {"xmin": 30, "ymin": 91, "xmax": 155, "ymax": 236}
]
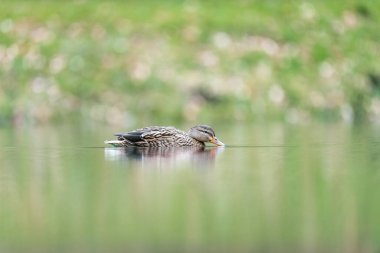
[{"xmin": 1, "ymin": 123, "xmax": 380, "ymax": 253}]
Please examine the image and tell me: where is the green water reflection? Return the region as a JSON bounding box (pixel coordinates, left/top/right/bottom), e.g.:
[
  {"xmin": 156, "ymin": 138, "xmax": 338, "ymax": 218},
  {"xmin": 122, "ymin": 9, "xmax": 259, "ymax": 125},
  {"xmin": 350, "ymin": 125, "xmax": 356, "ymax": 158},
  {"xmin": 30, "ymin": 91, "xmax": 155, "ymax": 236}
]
[{"xmin": 1, "ymin": 123, "xmax": 380, "ymax": 252}]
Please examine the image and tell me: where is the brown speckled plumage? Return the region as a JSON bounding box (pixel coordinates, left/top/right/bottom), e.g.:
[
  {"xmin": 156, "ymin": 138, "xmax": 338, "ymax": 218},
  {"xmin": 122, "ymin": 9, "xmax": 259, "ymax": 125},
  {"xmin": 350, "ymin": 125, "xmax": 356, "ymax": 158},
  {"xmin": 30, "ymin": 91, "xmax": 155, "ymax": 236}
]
[{"xmin": 105, "ymin": 125, "xmax": 224, "ymax": 148}]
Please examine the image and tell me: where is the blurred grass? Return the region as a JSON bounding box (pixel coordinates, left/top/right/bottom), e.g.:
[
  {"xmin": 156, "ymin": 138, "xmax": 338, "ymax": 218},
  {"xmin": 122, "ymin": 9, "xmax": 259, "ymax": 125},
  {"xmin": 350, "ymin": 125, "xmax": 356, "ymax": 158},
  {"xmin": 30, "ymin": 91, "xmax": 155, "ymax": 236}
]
[{"xmin": 1, "ymin": 0, "xmax": 380, "ymax": 126}]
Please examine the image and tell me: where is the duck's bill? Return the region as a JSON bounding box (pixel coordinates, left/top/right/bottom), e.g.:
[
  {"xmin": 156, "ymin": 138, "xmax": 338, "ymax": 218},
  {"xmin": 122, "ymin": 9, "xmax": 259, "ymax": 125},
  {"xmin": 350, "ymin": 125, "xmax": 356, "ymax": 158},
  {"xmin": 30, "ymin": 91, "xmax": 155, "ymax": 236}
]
[{"xmin": 210, "ymin": 137, "xmax": 225, "ymax": 146}]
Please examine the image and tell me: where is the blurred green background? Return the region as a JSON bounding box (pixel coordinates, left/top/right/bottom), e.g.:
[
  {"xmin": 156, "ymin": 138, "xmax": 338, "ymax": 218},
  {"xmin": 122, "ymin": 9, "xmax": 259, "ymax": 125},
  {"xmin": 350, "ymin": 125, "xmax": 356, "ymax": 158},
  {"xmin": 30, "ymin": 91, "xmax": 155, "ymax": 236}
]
[
  {"xmin": 1, "ymin": 0, "xmax": 380, "ymax": 126},
  {"xmin": 2, "ymin": 2, "xmax": 380, "ymax": 252}
]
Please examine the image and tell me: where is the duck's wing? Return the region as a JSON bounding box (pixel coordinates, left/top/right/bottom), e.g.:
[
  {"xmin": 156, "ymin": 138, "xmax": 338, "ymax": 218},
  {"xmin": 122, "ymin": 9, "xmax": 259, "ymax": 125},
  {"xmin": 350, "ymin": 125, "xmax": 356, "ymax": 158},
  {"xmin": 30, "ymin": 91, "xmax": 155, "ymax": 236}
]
[{"xmin": 114, "ymin": 126, "xmax": 179, "ymax": 146}]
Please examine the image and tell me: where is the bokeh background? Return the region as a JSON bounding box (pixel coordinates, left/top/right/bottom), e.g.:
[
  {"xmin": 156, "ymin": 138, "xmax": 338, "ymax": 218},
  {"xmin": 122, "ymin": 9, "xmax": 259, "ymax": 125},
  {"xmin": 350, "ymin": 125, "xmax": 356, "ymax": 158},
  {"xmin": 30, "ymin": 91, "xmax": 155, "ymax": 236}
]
[
  {"xmin": 2, "ymin": 2, "xmax": 380, "ymax": 253},
  {"xmin": 1, "ymin": 0, "xmax": 380, "ymax": 127}
]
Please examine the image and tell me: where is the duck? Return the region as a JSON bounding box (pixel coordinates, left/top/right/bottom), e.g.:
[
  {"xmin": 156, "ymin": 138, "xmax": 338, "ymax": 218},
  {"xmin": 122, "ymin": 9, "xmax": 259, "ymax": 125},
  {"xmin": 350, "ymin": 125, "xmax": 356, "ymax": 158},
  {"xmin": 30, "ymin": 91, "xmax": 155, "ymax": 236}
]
[{"xmin": 104, "ymin": 125, "xmax": 224, "ymax": 148}]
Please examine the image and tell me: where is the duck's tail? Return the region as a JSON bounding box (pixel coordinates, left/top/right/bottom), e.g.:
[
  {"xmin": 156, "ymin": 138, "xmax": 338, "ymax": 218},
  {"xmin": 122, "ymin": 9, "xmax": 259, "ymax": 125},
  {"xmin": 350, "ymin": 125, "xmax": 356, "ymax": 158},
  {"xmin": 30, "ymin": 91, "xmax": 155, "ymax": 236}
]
[{"xmin": 104, "ymin": 140, "xmax": 124, "ymax": 147}]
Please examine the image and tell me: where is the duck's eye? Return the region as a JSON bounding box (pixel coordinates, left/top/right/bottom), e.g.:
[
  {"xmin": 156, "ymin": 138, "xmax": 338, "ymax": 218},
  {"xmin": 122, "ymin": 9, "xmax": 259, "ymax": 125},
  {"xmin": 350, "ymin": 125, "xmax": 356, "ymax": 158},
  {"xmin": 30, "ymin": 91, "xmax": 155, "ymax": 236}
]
[{"xmin": 200, "ymin": 129, "xmax": 212, "ymax": 136}]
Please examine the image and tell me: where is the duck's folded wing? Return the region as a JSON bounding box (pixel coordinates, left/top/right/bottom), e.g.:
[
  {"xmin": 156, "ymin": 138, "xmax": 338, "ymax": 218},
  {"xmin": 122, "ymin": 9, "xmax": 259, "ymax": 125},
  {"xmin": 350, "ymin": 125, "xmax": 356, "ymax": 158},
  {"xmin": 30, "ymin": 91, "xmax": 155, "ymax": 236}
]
[
  {"xmin": 114, "ymin": 127, "xmax": 176, "ymax": 144},
  {"xmin": 114, "ymin": 131, "xmax": 144, "ymax": 142},
  {"xmin": 115, "ymin": 131, "xmax": 143, "ymax": 142}
]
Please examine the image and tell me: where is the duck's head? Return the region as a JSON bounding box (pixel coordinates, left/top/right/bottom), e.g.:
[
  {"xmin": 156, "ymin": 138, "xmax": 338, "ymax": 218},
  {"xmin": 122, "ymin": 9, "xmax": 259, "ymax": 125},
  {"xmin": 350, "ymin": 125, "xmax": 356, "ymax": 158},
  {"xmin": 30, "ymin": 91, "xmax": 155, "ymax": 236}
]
[{"xmin": 188, "ymin": 125, "xmax": 225, "ymax": 146}]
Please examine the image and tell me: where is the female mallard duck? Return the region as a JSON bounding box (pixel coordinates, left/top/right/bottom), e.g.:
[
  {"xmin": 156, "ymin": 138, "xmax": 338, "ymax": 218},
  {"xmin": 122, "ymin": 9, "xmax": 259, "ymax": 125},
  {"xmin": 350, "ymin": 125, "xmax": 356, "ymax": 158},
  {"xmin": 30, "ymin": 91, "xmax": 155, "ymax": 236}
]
[{"xmin": 105, "ymin": 125, "xmax": 224, "ymax": 148}]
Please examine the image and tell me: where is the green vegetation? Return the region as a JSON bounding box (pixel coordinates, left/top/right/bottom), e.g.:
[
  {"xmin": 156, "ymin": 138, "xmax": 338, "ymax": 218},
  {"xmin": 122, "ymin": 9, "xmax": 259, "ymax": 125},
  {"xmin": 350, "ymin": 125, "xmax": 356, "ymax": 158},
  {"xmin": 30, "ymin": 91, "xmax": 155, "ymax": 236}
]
[{"xmin": 1, "ymin": 0, "xmax": 380, "ymax": 126}]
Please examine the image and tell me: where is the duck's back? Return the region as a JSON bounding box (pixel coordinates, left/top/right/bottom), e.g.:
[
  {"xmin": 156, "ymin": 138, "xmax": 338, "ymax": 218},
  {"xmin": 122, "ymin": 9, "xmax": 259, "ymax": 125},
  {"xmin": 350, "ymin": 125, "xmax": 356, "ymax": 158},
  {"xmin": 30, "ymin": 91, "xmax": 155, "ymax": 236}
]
[{"xmin": 115, "ymin": 126, "xmax": 204, "ymax": 147}]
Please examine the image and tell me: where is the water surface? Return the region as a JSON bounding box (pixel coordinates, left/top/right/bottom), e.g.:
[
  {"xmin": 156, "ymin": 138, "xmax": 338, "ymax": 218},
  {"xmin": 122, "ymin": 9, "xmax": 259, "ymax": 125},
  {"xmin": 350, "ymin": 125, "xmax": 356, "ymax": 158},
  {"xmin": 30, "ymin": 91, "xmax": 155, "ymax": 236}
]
[{"xmin": 1, "ymin": 123, "xmax": 379, "ymax": 252}]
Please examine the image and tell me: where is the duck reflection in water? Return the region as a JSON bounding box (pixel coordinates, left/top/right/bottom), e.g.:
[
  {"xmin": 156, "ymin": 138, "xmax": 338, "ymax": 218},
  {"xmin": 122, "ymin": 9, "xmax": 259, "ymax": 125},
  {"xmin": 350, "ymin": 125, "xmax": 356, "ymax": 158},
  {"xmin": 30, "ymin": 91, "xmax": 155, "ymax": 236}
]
[{"xmin": 104, "ymin": 146, "xmax": 224, "ymax": 169}]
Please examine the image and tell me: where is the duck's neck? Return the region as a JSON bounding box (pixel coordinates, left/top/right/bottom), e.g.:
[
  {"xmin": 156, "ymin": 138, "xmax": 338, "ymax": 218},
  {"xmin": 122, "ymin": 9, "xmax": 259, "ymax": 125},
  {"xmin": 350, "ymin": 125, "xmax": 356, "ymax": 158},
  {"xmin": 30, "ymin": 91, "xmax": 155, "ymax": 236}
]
[
  {"xmin": 187, "ymin": 130, "xmax": 205, "ymax": 147},
  {"xmin": 191, "ymin": 138, "xmax": 205, "ymax": 147}
]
